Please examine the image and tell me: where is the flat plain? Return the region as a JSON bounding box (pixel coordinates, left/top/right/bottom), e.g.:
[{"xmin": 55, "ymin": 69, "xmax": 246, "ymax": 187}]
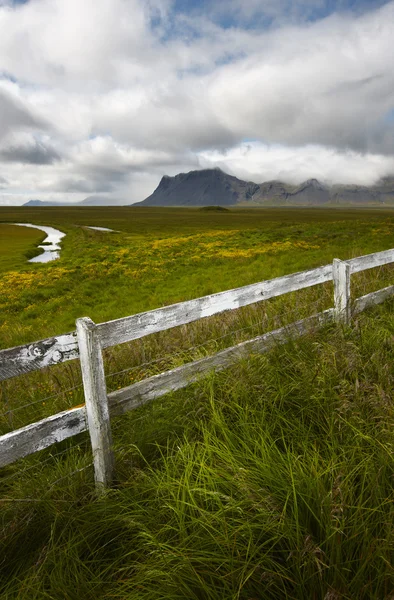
[
  {"xmin": 1, "ymin": 206, "xmax": 394, "ymax": 347},
  {"xmin": 0, "ymin": 206, "xmax": 393, "ymax": 599}
]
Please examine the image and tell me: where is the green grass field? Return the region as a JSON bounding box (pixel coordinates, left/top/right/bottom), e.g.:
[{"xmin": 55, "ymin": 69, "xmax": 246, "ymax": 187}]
[
  {"xmin": 0, "ymin": 207, "xmax": 393, "ymax": 599},
  {"xmin": 1, "ymin": 206, "xmax": 394, "ymax": 348},
  {"xmin": 0, "ymin": 224, "xmax": 46, "ymax": 272}
]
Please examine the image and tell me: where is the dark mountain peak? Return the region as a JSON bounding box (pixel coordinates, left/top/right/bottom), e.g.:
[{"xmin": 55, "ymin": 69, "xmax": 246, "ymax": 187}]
[
  {"xmin": 287, "ymin": 178, "xmax": 330, "ymax": 204},
  {"xmin": 297, "ymin": 178, "xmax": 327, "ymax": 191},
  {"xmin": 158, "ymin": 169, "xmax": 226, "ymax": 189},
  {"xmin": 138, "ymin": 168, "xmax": 254, "ymax": 207},
  {"xmin": 181, "ymin": 167, "xmax": 226, "ymax": 180}
]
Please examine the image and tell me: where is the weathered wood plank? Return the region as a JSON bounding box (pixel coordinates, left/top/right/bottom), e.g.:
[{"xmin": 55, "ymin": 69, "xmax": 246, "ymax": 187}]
[
  {"xmin": 348, "ymin": 248, "xmax": 394, "ymax": 274},
  {"xmin": 333, "ymin": 259, "xmax": 351, "ymax": 324},
  {"xmin": 108, "ymin": 309, "xmax": 335, "ymax": 416},
  {"xmin": 98, "ymin": 265, "xmax": 333, "ymax": 349},
  {"xmin": 0, "ymin": 406, "xmax": 87, "ymax": 468},
  {"xmin": 353, "ymin": 285, "xmax": 394, "ymax": 315},
  {"xmin": 1, "ymin": 247, "xmax": 393, "ymax": 385},
  {"xmin": 76, "ymin": 318, "xmax": 114, "ymax": 490},
  {"xmin": 0, "ymin": 332, "xmax": 79, "ymax": 382}
]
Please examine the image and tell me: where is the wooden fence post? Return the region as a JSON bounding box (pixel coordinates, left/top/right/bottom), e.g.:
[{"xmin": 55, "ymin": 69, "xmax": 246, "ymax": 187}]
[
  {"xmin": 333, "ymin": 258, "xmax": 351, "ymax": 324},
  {"xmin": 76, "ymin": 317, "xmax": 114, "ymax": 491}
]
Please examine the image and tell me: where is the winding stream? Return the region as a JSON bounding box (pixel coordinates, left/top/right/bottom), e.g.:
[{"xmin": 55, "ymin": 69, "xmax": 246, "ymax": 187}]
[
  {"xmin": 10, "ymin": 223, "xmax": 115, "ymax": 263},
  {"xmin": 13, "ymin": 223, "xmax": 66, "ymax": 263}
]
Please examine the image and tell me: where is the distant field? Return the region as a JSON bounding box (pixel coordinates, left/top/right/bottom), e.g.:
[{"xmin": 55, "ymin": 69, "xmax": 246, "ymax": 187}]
[
  {"xmin": 1, "ymin": 206, "xmax": 394, "ymax": 348},
  {"xmin": 2, "ymin": 204, "xmax": 394, "ymax": 236},
  {"xmin": 1, "ymin": 206, "xmax": 394, "ymax": 599}
]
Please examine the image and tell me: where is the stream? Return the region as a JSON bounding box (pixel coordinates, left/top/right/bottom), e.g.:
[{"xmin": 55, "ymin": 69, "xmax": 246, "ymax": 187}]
[
  {"xmin": 13, "ymin": 223, "xmax": 66, "ymax": 263},
  {"xmin": 11, "ymin": 223, "xmax": 115, "ymax": 263}
]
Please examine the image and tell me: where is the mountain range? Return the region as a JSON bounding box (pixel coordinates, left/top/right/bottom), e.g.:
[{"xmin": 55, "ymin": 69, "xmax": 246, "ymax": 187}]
[
  {"xmin": 22, "ymin": 168, "xmax": 394, "ymax": 207},
  {"xmin": 23, "ymin": 196, "xmax": 125, "ymax": 207},
  {"xmin": 135, "ymin": 168, "xmax": 394, "ymax": 207}
]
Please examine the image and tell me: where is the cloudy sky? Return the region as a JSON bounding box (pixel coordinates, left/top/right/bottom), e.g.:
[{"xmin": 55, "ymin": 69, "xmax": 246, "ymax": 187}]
[{"xmin": 0, "ymin": 0, "xmax": 394, "ymax": 205}]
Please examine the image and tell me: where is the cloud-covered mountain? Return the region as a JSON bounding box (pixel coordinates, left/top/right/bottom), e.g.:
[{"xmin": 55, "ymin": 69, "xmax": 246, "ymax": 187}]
[{"xmin": 136, "ymin": 169, "xmax": 394, "ymax": 206}]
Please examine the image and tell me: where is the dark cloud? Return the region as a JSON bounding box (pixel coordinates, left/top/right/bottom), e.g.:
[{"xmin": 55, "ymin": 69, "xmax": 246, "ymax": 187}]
[
  {"xmin": 0, "ymin": 88, "xmax": 47, "ymax": 139},
  {"xmin": 53, "ymin": 177, "xmax": 116, "ymax": 194},
  {"xmin": 326, "ymin": 73, "xmax": 386, "ymax": 94},
  {"xmin": 0, "ymin": 139, "xmax": 61, "ymax": 164},
  {"xmin": 79, "ymin": 163, "xmax": 130, "ymax": 184}
]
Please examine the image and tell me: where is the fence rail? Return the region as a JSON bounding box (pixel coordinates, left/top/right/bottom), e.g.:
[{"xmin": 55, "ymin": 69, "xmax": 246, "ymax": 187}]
[{"xmin": 1, "ymin": 248, "xmax": 394, "ymax": 491}]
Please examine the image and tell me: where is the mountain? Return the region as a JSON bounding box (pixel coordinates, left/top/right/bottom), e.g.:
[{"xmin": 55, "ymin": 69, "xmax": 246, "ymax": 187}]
[
  {"xmin": 23, "ymin": 199, "xmax": 68, "ymax": 207},
  {"xmin": 287, "ymin": 179, "xmax": 330, "ymax": 204},
  {"xmin": 330, "ymin": 184, "xmax": 379, "ymax": 204},
  {"xmin": 134, "ymin": 168, "xmax": 259, "ymax": 207},
  {"xmin": 79, "ymin": 196, "xmax": 125, "ymax": 206},
  {"xmin": 23, "ymin": 171, "xmax": 394, "ymax": 208},
  {"xmin": 251, "ymin": 180, "xmax": 289, "ymax": 204},
  {"xmin": 136, "ymin": 169, "xmax": 394, "ymax": 207},
  {"xmin": 331, "ymin": 177, "xmax": 394, "ymax": 204},
  {"xmin": 23, "ymin": 196, "xmax": 125, "ymax": 207}
]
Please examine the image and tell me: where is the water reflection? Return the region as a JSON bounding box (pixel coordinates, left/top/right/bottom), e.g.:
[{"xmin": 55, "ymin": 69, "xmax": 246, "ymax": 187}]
[
  {"xmin": 13, "ymin": 223, "xmax": 65, "ymax": 263},
  {"xmin": 84, "ymin": 226, "xmax": 114, "ymax": 232}
]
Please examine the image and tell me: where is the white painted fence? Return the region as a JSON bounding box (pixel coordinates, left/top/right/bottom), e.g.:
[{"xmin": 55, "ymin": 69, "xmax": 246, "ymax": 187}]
[{"xmin": 1, "ymin": 249, "xmax": 394, "ymax": 492}]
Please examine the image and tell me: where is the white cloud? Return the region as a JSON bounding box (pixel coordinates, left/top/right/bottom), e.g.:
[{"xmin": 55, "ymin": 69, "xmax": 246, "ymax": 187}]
[
  {"xmin": 208, "ymin": 6, "xmax": 394, "ymax": 152},
  {"xmin": 199, "ymin": 142, "xmax": 394, "ymax": 185},
  {"xmin": 0, "ymin": 0, "xmax": 159, "ymax": 88},
  {"xmin": 0, "ymin": 0, "xmax": 393, "ymax": 204}
]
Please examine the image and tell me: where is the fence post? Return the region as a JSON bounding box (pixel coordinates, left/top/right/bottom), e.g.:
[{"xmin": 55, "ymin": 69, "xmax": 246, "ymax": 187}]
[
  {"xmin": 333, "ymin": 258, "xmax": 351, "ymax": 324},
  {"xmin": 76, "ymin": 317, "xmax": 114, "ymax": 492}
]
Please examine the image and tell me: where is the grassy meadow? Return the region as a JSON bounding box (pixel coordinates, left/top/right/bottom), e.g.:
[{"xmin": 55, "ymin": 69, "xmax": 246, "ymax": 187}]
[
  {"xmin": 0, "ymin": 223, "xmax": 46, "ymax": 272},
  {"xmin": 0, "ymin": 206, "xmax": 394, "ymax": 599},
  {"xmin": 1, "ymin": 206, "xmax": 394, "ymax": 348}
]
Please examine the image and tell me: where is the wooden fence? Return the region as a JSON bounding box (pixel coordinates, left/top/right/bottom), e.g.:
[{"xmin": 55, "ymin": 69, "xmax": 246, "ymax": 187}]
[{"xmin": 1, "ymin": 249, "xmax": 394, "ymax": 492}]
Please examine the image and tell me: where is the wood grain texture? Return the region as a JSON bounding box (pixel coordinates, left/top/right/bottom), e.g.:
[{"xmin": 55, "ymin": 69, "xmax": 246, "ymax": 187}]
[
  {"xmin": 0, "ymin": 406, "xmax": 87, "ymax": 468},
  {"xmin": 97, "ymin": 265, "xmax": 333, "ymax": 349},
  {"xmin": 1, "ymin": 245, "xmax": 393, "ymax": 473},
  {"xmin": 108, "ymin": 309, "xmax": 335, "ymax": 416},
  {"xmin": 0, "ymin": 332, "xmax": 79, "ymax": 382},
  {"xmin": 1, "ymin": 246, "xmax": 393, "ymax": 383},
  {"xmin": 333, "ymin": 259, "xmax": 351, "ymax": 324},
  {"xmin": 353, "ymin": 285, "xmax": 394, "ymax": 315},
  {"xmin": 76, "ymin": 318, "xmax": 114, "ymax": 489},
  {"xmin": 348, "ymin": 248, "xmax": 394, "ymax": 274}
]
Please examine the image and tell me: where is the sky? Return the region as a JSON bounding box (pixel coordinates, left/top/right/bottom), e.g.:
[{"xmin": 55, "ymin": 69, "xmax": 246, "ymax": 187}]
[{"xmin": 0, "ymin": 0, "xmax": 394, "ymax": 205}]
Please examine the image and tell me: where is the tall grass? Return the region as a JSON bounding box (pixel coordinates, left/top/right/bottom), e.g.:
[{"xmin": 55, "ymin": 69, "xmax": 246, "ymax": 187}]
[
  {"xmin": 1, "ymin": 208, "xmax": 394, "ymax": 598},
  {"xmin": 1, "ymin": 301, "xmax": 393, "ymax": 599}
]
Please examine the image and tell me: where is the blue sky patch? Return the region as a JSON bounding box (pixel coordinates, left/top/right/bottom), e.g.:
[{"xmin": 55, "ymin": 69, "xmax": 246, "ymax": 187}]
[{"xmin": 171, "ymin": 0, "xmax": 391, "ymax": 31}]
